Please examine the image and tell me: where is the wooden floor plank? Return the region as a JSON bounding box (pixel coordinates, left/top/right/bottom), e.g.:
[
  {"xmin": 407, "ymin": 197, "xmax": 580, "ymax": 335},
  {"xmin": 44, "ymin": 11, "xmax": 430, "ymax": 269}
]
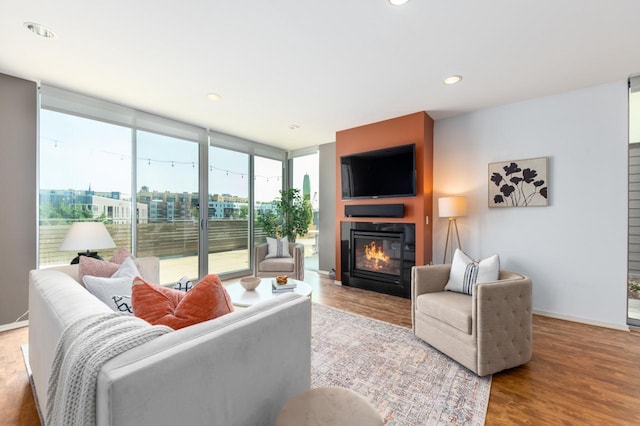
[
  {"xmin": 2, "ymin": 271, "xmax": 640, "ymax": 424},
  {"xmin": 0, "ymin": 326, "xmax": 38, "ymax": 426}
]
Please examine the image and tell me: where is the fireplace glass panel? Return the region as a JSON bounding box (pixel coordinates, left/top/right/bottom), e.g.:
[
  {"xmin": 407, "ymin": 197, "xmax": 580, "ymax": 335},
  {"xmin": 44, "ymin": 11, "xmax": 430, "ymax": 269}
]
[{"xmin": 353, "ymin": 235, "xmax": 402, "ymax": 277}]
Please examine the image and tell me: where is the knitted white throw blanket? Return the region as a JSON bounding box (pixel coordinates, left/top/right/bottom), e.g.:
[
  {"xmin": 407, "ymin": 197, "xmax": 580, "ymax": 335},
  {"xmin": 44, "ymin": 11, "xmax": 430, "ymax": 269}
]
[{"xmin": 46, "ymin": 313, "xmax": 172, "ymax": 426}]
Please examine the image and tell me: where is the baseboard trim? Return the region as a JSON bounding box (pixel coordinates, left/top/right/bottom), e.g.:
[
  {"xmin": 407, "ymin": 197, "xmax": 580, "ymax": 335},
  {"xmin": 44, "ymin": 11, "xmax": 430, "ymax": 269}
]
[
  {"xmin": 0, "ymin": 320, "xmax": 28, "ymax": 333},
  {"xmin": 533, "ymin": 309, "xmax": 630, "ymax": 331}
]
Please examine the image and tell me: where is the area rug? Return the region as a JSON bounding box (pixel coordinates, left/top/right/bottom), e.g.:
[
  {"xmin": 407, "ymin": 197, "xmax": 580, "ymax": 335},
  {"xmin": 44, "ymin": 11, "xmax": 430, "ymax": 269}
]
[{"xmin": 311, "ymin": 304, "xmax": 491, "ymax": 425}]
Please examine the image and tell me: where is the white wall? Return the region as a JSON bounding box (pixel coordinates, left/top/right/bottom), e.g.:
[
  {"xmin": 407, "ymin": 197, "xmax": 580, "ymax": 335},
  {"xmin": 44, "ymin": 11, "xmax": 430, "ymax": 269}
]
[{"xmin": 433, "ymin": 81, "xmax": 629, "ymax": 329}]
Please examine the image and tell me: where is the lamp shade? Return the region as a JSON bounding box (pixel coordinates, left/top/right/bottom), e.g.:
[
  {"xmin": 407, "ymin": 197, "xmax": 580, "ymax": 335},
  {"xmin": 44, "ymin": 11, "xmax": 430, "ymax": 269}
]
[
  {"xmin": 58, "ymin": 222, "xmax": 116, "ymax": 251},
  {"xmin": 438, "ymin": 196, "xmax": 467, "ymax": 218}
]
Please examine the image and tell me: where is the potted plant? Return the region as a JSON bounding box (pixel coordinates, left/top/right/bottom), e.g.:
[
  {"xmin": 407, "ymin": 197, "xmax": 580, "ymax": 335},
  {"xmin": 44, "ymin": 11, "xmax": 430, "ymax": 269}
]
[{"xmin": 257, "ymin": 188, "xmax": 312, "ymax": 241}]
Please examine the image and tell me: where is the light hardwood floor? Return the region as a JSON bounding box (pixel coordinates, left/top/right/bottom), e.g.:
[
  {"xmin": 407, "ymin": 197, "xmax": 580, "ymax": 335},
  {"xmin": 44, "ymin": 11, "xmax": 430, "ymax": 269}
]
[{"xmin": 2, "ymin": 271, "xmax": 640, "ymax": 425}]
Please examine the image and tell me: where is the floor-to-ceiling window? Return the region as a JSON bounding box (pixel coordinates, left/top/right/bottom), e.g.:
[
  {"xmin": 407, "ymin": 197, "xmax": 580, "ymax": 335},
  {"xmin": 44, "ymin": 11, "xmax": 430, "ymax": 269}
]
[
  {"xmin": 38, "ymin": 109, "xmax": 132, "ymax": 267},
  {"xmin": 136, "ymin": 131, "xmax": 200, "ymax": 283},
  {"xmin": 208, "ymin": 146, "xmax": 250, "ymax": 275},
  {"xmin": 629, "ymin": 75, "xmax": 640, "ymax": 326},
  {"xmin": 254, "ymin": 155, "xmax": 284, "ymax": 247},
  {"xmin": 291, "ymin": 150, "xmax": 319, "ymax": 271},
  {"xmin": 38, "ymin": 85, "xmax": 288, "ymax": 282}
]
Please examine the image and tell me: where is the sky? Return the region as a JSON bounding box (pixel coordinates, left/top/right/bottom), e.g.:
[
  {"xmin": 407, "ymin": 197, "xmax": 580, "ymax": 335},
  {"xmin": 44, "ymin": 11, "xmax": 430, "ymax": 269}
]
[{"xmin": 40, "ymin": 109, "xmax": 318, "ymax": 203}]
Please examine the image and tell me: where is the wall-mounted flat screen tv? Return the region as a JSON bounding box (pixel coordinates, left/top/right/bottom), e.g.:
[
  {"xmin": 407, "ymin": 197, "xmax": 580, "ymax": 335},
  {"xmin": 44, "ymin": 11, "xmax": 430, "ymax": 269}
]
[{"xmin": 340, "ymin": 143, "xmax": 417, "ymax": 199}]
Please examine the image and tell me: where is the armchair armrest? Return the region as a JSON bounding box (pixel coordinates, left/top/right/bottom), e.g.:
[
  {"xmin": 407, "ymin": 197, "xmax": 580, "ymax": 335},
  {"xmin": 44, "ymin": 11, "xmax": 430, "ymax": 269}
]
[
  {"xmin": 473, "ymin": 271, "xmax": 532, "ymax": 376},
  {"xmin": 411, "ymin": 264, "xmax": 451, "ymax": 332},
  {"xmin": 411, "ymin": 264, "xmax": 451, "ymax": 297},
  {"xmin": 290, "ymin": 242, "xmax": 304, "ymax": 281},
  {"xmin": 255, "ymin": 243, "xmax": 268, "ymax": 264}
]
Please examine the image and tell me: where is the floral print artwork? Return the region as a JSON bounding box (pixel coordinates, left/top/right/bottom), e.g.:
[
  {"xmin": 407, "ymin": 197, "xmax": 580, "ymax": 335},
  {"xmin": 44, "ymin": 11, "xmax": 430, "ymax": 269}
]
[{"xmin": 488, "ymin": 157, "xmax": 548, "ymax": 207}]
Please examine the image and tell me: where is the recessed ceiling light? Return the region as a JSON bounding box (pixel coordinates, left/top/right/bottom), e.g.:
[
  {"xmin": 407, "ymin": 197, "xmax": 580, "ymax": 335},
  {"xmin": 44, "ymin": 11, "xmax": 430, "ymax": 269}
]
[
  {"xmin": 206, "ymin": 93, "xmax": 221, "ymax": 101},
  {"xmin": 288, "ymin": 124, "xmax": 300, "ymax": 130},
  {"xmin": 24, "ymin": 22, "xmax": 56, "ymax": 39},
  {"xmin": 443, "ymin": 75, "xmax": 463, "ymax": 85},
  {"xmin": 388, "ymin": 0, "xmax": 409, "ymax": 5}
]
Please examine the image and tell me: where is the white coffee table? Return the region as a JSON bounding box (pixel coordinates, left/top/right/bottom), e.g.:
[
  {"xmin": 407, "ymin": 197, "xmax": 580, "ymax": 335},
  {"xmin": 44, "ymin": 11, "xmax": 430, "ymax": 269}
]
[{"xmin": 226, "ymin": 278, "xmax": 312, "ymax": 307}]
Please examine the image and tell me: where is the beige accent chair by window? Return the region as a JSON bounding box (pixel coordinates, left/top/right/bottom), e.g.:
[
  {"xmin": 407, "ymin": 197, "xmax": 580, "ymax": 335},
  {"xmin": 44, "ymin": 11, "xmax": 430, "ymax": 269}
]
[
  {"xmin": 255, "ymin": 242, "xmax": 305, "ymax": 281},
  {"xmin": 411, "ymin": 264, "xmax": 532, "ymax": 376}
]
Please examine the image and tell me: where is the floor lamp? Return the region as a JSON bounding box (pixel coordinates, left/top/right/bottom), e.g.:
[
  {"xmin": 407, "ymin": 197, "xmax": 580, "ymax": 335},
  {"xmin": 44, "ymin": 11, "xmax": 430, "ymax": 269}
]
[{"xmin": 438, "ymin": 196, "xmax": 467, "ymax": 264}]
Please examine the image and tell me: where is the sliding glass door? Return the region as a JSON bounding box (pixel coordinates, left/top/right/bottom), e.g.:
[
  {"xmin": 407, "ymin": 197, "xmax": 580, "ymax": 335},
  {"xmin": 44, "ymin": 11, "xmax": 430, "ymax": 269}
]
[
  {"xmin": 38, "ymin": 85, "xmax": 287, "ymax": 283},
  {"xmin": 136, "ymin": 131, "xmax": 199, "ymax": 283},
  {"xmin": 208, "ymin": 146, "xmax": 250, "ymax": 275},
  {"xmin": 291, "ymin": 151, "xmax": 319, "ymax": 271},
  {"xmin": 254, "ymin": 156, "xmax": 284, "ymax": 246},
  {"xmin": 38, "ymin": 109, "xmax": 132, "ymax": 267},
  {"xmin": 629, "ymin": 75, "xmax": 640, "ymax": 326}
]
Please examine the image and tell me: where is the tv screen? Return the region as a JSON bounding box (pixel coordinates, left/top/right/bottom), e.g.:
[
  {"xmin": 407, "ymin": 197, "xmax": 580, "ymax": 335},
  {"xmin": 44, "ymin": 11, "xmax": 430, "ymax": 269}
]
[{"xmin": 340, "ymin": 144, "xmax": 416, "ymax": 199}]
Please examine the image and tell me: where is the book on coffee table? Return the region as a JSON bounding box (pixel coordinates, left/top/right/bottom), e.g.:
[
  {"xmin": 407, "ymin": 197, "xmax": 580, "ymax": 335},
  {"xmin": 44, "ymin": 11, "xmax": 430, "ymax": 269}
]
[{"xmin": 272, "ymin": 279, "xmax": 297, "ymax": 292}]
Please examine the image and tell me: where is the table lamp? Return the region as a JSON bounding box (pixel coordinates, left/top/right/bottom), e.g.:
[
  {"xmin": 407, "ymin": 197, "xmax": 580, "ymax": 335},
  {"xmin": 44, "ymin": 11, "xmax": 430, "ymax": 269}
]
[
  {"xmin": 438, "ymin": 196, "xmax": 467, "ymax": 264},
  {"xmin": 59, "ymin": 222, "xmax": 116, "ymax": 264}
]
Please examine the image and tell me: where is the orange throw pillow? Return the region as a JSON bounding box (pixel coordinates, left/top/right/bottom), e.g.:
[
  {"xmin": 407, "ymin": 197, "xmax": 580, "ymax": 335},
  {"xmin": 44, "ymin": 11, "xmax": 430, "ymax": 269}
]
[{"xmin": 131, "ymin": 274, "xmax": 234, "ymax": 330}]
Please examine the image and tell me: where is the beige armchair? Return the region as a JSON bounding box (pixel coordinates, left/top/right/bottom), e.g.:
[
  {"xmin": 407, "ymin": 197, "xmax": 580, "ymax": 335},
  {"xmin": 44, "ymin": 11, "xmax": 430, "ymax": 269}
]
[
  {"xmin": 254, "ymin": 242, "xmax": 305, "ymax": 281},
  {"xmin": 411, "ymin": 264, "xmax": 532, "ymax": 376}
]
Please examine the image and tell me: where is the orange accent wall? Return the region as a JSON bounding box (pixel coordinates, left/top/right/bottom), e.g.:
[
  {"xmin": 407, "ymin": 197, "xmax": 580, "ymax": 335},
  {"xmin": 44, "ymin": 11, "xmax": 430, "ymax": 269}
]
[{"xmin": 335, "ymin": 111, "xmax": 434, "ymax": 281}]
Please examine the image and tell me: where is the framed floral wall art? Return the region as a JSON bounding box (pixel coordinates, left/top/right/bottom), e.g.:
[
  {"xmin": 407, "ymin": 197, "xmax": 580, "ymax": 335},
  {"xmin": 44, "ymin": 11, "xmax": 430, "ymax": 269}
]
[{"xmin": 488, "ymin": 157, "xmax": 548, "ymax": 207}]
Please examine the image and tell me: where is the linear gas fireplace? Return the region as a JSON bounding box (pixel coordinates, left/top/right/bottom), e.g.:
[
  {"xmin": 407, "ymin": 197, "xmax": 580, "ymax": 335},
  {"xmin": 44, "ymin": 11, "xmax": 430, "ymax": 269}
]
[
  {"xmin": 351, "ymin": 230, "xmax": 403, "ymax": 284},
  {"xmin": 341, "ymin": 222, "xmax": 415, "ymax": 298}
]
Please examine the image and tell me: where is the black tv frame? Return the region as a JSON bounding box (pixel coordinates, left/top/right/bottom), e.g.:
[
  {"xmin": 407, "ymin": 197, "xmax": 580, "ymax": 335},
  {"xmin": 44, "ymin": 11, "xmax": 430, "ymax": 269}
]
[{"xmin": 340, "ymin": 143, "xmax": 417, "ymax": 200}]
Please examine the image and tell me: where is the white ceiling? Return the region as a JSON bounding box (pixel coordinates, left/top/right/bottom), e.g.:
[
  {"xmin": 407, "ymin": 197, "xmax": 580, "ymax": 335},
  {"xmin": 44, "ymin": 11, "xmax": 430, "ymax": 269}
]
[{"xmin": 2, "ymin": 0, "xmax": 640, "ymax": 151}]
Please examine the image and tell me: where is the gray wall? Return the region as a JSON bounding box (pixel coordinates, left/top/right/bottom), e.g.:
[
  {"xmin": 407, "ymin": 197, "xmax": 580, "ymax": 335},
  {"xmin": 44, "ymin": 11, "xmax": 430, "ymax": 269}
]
[
  {"xmin": 318, "ymin": 142, "xmax": 336, "ymax": 272},
  {"xmin": 434, "ymin": 80, "xmax": 628, "ymax": 329},
  {"xmin": 0, "ymin": 73, "xmax": 37, "ymax": 325}
]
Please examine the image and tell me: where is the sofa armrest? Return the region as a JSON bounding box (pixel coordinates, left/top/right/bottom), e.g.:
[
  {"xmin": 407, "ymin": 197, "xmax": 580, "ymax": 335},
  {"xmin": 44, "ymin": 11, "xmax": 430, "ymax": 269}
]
[
  {"xmin": 474, "ymin": 271, "xmax": 533, "ymax": 376},
  {"xmin": 97, "ymin": 293, "xmax": 311, "ymax": 426}
]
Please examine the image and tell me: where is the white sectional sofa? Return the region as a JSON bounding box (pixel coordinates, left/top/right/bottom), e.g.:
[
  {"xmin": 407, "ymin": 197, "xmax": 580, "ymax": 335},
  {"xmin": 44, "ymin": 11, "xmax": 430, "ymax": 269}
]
[{"xmin": 28, "ymin": 257, "xmax": 312, "ymax": 426}]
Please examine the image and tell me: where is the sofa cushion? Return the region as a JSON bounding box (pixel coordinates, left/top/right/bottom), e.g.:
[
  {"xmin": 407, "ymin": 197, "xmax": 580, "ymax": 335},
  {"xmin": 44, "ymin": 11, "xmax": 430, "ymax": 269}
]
[
  {"xmin": 445, "ymin": 249, "xmax": 500, "ymax": 295},
  {"xmin": 110, "ymin": 295, "xmax": 133, "ymax": 314},
  {"xmin": 131, "ymin": 274, "xmax": 234, "ymax": 330},
  {"xmin": 83, "ymin": 257, "xmax": 141, "ymax": 308},
  {"xmin": 78, "ymin": 247, "xmax": 140, "ymax": 283},
  {"xmin": 416, "ymin": 291, "xmax": 473, "ymax": 334},
  {"xmin": 259, "ymin": 257, "xmax": 295, "ymax": 273},
  {"xmin": 265, "ymin": 236, "xmax": 292, "ymax": 258},
  {"xmin": 173, "ymin": 276, "xmax": 194, "ymax": 292},
  {"xmin": 79, "ymin": 256, "xmax": 120, "ymax": 283}
]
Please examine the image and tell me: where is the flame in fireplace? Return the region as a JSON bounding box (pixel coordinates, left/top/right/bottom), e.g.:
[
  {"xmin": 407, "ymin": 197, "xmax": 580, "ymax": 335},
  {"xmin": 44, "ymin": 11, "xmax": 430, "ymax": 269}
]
[{"xmin": 363, "ymin": 241, "xmax": 390, "ymax": 270}]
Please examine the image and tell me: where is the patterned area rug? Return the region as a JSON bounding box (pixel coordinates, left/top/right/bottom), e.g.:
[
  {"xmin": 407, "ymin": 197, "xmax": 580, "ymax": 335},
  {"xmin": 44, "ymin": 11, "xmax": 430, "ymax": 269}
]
[{"xmin": 311, "ymin": 304, "xmax": 491, "ymax": 426}]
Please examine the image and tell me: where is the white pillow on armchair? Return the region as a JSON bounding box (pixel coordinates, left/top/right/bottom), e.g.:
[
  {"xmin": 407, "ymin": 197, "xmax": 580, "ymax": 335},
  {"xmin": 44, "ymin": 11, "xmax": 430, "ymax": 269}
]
[
  {"xmin": 265, "ymin": 236, "xmax": 292, "ymax": 259},
  {"xmin": 444, "ymin": 249, "xmax": 500, "ymax": 295}
]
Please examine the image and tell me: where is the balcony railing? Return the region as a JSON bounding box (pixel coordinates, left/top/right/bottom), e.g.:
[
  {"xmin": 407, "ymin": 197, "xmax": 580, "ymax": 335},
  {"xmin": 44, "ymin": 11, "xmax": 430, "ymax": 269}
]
[{"xmin": 39, "ymin": 220, "xmax": 269, "ymax": 267}]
